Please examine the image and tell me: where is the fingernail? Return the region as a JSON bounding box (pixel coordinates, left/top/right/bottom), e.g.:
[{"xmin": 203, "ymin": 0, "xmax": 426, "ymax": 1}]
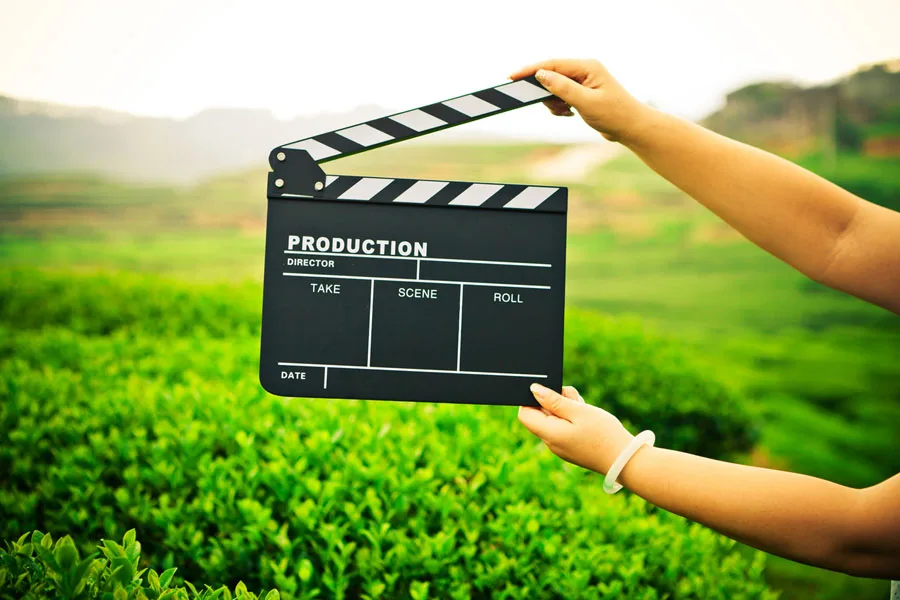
[
  {"xmin": 563, "ymin": 110, "xmax": 574, "ymax": 117},
  {"xmin": 530, "ymin": 383, "xmax": 548, "ymax": 396},
  {"xmin": 535, "ymin": 69, "xmax": 551, "ymax": 83}
]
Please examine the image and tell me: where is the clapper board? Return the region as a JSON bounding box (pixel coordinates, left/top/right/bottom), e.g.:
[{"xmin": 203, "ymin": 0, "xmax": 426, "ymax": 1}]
[{"xmin": 260, "ymin": 75, "xmax": 567, "ymax": 406}]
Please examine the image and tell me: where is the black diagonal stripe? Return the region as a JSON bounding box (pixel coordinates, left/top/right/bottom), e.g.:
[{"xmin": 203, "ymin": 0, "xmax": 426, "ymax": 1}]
[
  {"xmin": 480, "ymin": 184, "xmax": 526, "ymax": 209},
  {"xmin": 422, "ymin": 181, "xmax": 471, "ymax": 205},
  {"xmin": 474, "ymin": 88, "xmax": 521, "ymax": 110},
  {"xmin": 531, "ymin": 188, "xmax": 567, "ymax": 213},
  {"xmin": 420, "ymin": 103, "xmax": 469, "ymax": 126},
  {"xmin": 369, "ymin": 179, "xmax": 416, "ymax": 203},
  {"xmin": 321, "ymin": 176, "xmax": 361, "ymax": 199},
  {"xmin": 313, "ymin": 132, "xmax": 364, "ymax": 155},
  {"xmin": 367, "ymin": 117, "xmax": 416, "ymax": 140}
]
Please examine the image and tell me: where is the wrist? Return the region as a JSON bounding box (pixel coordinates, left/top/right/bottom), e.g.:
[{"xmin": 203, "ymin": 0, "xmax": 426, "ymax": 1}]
[
  {"xmin": 617, "ymin": 103, "xmax": 667, "ymax": 150},
  {"xmin": 616, "ymin": 443, "xmax": 658, "ymax": 490},
  {"xmin": 595, "ymin": 426, "xmax": 635, "ymax": 475}
]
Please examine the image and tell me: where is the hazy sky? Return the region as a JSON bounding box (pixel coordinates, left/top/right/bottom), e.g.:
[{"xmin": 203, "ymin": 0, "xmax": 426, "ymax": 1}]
[{"xmin": 2, "ymin": 0, "xmax": 898, "ymax": 140}]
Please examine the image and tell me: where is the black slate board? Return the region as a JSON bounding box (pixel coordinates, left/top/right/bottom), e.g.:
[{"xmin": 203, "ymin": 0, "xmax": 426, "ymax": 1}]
[{"xmin": 259, "ymin": 193, "xmax": 566, "ymax": 406}]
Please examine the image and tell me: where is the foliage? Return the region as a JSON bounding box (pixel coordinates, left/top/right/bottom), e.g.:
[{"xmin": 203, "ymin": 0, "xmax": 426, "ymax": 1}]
[
  {"xmin": 4, "ymin": 141, "xmax": 898, "ymax": 598},
  {"xmin": 0, "ymin": 268, "xmax": 773, "ymax": 599},
  {"xmin": 0, "ymin": 268, "xmax": 756, "ymax": 460},
  {"xmin": 834, "ymin": 113, "xmax": 863, "ymax": 153},
  {"xmin": 564, "ymin": 311, "xmax": 757, "ymax": 457},
  {"xmin": 0, "ymin": 268, "xmax": 260, "ymax": 337},
  {"xmin": 0, "ymin": 530, "xmax": 277, "ymax": 600}
]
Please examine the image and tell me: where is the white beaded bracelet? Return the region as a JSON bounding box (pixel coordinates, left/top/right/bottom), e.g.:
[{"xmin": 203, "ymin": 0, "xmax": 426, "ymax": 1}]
[{"xmin": 603, "ymin": 430, "xmax": 656, "ymax": 494}]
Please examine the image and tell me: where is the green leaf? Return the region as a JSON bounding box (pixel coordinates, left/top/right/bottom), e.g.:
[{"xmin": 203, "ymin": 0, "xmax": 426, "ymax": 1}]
[
  {"xmin": 73, "ymin": 554, "xmax": 99, "ymax": 594},
  {"xmin": 148, "ymin": 568, "xmax": 161, "ymax": 591},
  {"xmin": 123, "ymin": 529, "xmax": 136, "ymax": 548},
  {"xmin": 298, "ymin": 559, "xmax": 313, "ymax": 583},
  {"xmin": 410, "ymin": 580, "xmax": 430, "ymax": 600},
  {"xmin": 159, "ymin": 567, "xmax": 177, "ymax": 589},
  {"xmin": 55, "ymin": 535, "xmax": 79, "ymax": 571},
  {"xmin": 103, "ymin": 539, "xmax": 124, "ymax": 558},
  {"xmin": 111, "ymin": 556, "xmax": 135, "ymax": 585}
]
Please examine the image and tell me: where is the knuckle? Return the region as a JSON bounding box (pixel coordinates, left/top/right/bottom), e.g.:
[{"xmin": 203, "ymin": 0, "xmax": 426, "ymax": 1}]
[{"xmin": 547, "ymin": 394, "xmax": 563, "ymax": 413}]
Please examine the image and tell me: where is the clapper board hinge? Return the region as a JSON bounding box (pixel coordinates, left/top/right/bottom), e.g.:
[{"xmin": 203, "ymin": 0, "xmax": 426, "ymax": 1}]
[{"xmin": 267, "ymin": 148, "xmax": 327, "ymax": 198}]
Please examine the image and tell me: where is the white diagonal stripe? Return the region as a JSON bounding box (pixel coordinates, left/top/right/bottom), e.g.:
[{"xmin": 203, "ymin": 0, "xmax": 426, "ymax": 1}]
[
  {"xmin": 390, "ymin": 109, "xmax": 446, "ymax": 132},
  {"xmin": 283, "ymin": 138, "xmax": 340, "ymax": 160},
  {"xmin": 443, "ymin": 95, "xmax": 499, "ymax": 117},
  {"xmin": 325, "ymin": 175, "xmax": 339, "ymax": 187},
  {"xmin": 338, "ymin": 177, "xmax": 394, "ymax": 200},
  {"xmin": 393, "ymin": 180, "xmax": 449, "ymax": 203},
  {"xmin": 504, "ymin": 187, "xmax": 558, "ymax": 210},
  {"xmin": 336, "ymin": 124, "xmax": 393, "ymax": 147},
  {"xmin": 449, "ymin": 183, "xmax": 503, "ymax": 206},
  {"xmin": 495, "ymin": 79, "xmax": 552, "ymax": 103}
]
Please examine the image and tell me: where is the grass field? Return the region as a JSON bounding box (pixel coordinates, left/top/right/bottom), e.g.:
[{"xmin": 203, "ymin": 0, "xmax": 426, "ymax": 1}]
[{"xmin": 1, "ymin": 144, "xmax": 898, "ymax": 598}]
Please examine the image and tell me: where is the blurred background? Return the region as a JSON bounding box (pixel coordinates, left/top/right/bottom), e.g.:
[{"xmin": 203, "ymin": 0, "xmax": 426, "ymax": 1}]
[{"xmin": 1, "ymin": 1, "xmax": 898, "ymax": 598}]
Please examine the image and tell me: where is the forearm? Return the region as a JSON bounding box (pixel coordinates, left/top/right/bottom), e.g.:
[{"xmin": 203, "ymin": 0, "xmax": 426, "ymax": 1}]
[
  {"xmin": 519, "ymin": 59, "xmax": 900, "ymax": 310},
  {"xmin": 621, "ymin": 107, "xmax": 863, "ymax": 284},
  {"xmin": 619, "ymin": 446, "xmax": 900, "ymax": 578}
]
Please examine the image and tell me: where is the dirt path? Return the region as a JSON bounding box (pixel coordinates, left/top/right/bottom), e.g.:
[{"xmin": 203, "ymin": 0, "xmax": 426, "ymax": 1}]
[{"xmin": 530, "ymin": 142, "xmax": 623, "ymax": 182}]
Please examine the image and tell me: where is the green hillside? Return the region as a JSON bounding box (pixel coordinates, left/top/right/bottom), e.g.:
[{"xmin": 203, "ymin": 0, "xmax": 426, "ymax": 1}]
[
  {"xmin": 704, "ymin": 61, "xmax": 900, "ymax": 159},
  {"xmin": 1, "ymin": 142, "xmax": 898, "ymax": 599}
]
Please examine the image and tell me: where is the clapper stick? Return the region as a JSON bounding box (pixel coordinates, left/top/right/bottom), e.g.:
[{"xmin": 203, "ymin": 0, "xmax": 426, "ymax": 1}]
[
  {"xmin": 276, "ymin": 75, "xmax": 550, "ymax": 163},
  {"xmin": 259, "ymin": 75, "xmax": 568, "ymax": 406}
]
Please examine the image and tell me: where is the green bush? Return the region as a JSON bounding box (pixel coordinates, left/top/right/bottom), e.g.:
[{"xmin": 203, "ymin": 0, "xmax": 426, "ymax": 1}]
[
  {"xmin": 0, "ymin": 530, "xmax": 277, "ymax": 599},
  {"xmin": 0, "ymin": 269, "xmax": 772, "ymax": 598},
  {"xmin": 0, "ymin": 268, "xmax": 757, "ymax": 460},
  {"xmin": 565, "ymin": 311, "xmax": 757, "ymax": 458},
  {"xmin": 0, "ymin": 269, "xmax": 260, "ymax": 337}
]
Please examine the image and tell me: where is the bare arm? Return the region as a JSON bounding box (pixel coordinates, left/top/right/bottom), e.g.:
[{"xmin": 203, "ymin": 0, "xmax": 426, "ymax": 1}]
[
  {"xmin": 511, "ymin": 59, "xmax": 900, "ymax": 314},
  {"xmin": 624, "ymin": 111, "xmax": 900, "ymax": 313},
  {"xmin": 620, "ymin": 446, "xmax": 900, "ymax": 579},
  {"xmin": 518, "ymin": 385, "xmax": 900, "ymax": 579}
]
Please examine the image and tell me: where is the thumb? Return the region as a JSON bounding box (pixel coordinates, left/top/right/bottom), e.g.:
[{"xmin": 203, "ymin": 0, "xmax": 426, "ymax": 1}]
[
  {"xmin": 530, "ymin": 383, "xmax": 583, "ymax": 421},
  {"xmin": 535, "ymin": 69, "xmax": 588, "ymax": 107}
]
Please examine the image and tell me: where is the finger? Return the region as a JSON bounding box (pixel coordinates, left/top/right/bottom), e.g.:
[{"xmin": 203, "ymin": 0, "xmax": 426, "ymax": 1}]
[
  {"xmin": 542, "ymin": 98, "xmax": 570, "ymax": 111},
  {"xmin": 509, "ymin": 58, "xmax": 593, "ymax": 82},
  {"xmin": 549, "ymin": 106, "xmax": 575, "ymax": 117},
  {"xmin": 534, "ymin": 70, "xmax": 589, "ymax": 108},
  {"xmin": 517, "ymin": 405, "xmax": 565, "ymax": 439},
  {"xmin": 562, "ymin": 386, "xmax": 584, "ymax": 403},
  {"xmin": 543, "ymin": 98, "xmax": 574, "ymax": 117},
  {"xmin": 530, "ymin": 383, "xmax": 584, "ymax": 421}
]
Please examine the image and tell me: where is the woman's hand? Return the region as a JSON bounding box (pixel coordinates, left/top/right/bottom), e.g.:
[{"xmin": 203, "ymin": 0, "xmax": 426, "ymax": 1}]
[
  {"xmin": 509, "ymin": 58, "xmax": 649, "ymax": 143},
  {"xmin": 517, "ymin": 383, "xmax": 633, "ymax": 474}
]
